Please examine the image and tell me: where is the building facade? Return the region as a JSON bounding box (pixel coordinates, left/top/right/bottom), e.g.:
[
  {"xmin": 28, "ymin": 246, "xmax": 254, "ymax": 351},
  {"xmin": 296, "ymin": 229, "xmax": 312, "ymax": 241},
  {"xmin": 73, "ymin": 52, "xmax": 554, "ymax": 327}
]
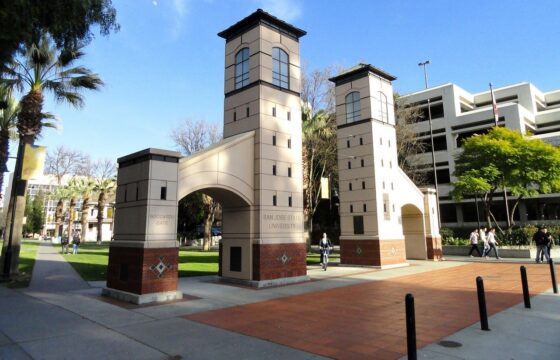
[
  {"xmin": 401, "ymin": 82, "xmax": 560, "ymax": 229},
  {"xmin": 2, "ymin": 173, "xmax": 114, "ymax": 241}
]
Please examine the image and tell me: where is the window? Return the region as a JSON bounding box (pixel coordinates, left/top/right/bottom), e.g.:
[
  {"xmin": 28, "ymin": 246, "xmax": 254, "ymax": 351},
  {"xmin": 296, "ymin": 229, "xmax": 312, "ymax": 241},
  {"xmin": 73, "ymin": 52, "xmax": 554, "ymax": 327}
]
[
  {"xmin": 272, "ymin": 47, "xmax": 289, "ymax": 89},
  {"xmin": 350, "ymin": 205, "xmax": 354, "ymax": 213},
  {"xmin": 345, "ymin": 91, "xmax": 361, "ymax": 123},
  {"xmin": 349, "ymin": 183, "xmax": 353, "ymax": 191},
  {"xmin": 287, "ymin": 111, "xmax": 291, "ymax": 121},
  {"xmin": 348, "ymin": 161, "xmax": 352, "ymax": 169},
  {"xmin": 363, "ymin": 204, "xmax": 367, "ymax": 212},
  {"xmin": 360, "ymin": 137, "xmax": 363, "ymax": 145},
  {"xmin": 288, "ymin": 167, "xmax": 292, "ymax": 177},
  {"xmin": 235, "ymin": 48, "xmax": 250, "ymax": 89},
  {"xmin": 246, "ymin": 106, "xmax": 250, "ymax": 117},
  {"xmin": 288, "ymin": 196, "xmax": 292, "ymax": 207},
  {"xmin": 353, "ymin": 216, "xmax": 364, "ymax": 234},
  {"xmin": 388, "ymin": 139, "xmax": 391, "ymax": 147},
  {"xmin": 273, "ymin": 195, "xmax": 277, "ymax": 206},
  {"xmin": 389, "ymin": 161, "xmax": 392, "ymax": 169},
  {"xmin": 383, "ymin": 193, "xmax": 390, "ymax": 220},
  {"xmin": 379, "ymin": 92, "xmax": 388, "ymax": 122},
  {"xmin": 272, "ymin": 106, "xmax": 276, "ymax": 117},
  {"xmin": 347, "ymin": 140, "xmax": 350, "ymax": 148},
  {"xmin": 361, "ymin": 159, "xmax": 365, "ymax": 167},
  {"xmin": 230, "ymin": 247, "xmax": 242, "ymax": 272},
  {"xmin": 233, "ymin": 111, "xmax": 237, "ymax": 122},
  {"xmin": 380, "ymin": 137, "xmax": 383, "ymax": 145},
  {"xmin": 160, "ymin": 186, "xmax": 167, "ymax": 200},
  {"xmin": 288, "ymin": 138, "xmax": 291, "ymax": 148},
  {"xmin": 272, "ymin": 135, "xmax": 276, "ymax": 146},
  {"xmin": 272, "ymin": 165, "xmax": 277, "ymax": 176},
  {"xmin": 362, "ymin": 181, "xmax": 365, "ymax": 189}
]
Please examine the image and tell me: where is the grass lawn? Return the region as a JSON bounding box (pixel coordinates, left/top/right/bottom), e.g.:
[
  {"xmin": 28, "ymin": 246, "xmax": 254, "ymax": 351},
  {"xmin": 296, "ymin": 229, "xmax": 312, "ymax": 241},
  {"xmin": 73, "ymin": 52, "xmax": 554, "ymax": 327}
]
[
  {"xmin": 0, "ymin": 240, "xmax": 40, "ymax": 288},
  {"xmin": 306, "ymin": 252, "xmax": 340, "ymax": 265},
  {"xmin": 62, "ymin": 244, "xmax": 328, "ymax": 281}
]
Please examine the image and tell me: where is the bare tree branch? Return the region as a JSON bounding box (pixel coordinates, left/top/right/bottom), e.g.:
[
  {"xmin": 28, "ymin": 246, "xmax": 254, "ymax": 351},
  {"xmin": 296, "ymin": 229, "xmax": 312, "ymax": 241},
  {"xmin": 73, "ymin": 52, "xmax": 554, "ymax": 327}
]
[{"xmin": 44, "ymin": 145, "xmax": 90, "ymax": 184}]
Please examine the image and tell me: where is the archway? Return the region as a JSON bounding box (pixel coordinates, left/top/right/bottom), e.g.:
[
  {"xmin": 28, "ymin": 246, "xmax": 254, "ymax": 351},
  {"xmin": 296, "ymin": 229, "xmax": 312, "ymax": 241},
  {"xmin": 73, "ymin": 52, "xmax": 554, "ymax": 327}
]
[
  {"xmin": 401, "ymin": 204, "xmax": 427, "ymax": 260},
  {"xmin": 179, "ymin": 186, "xmax": 252, "ymax": 281}
]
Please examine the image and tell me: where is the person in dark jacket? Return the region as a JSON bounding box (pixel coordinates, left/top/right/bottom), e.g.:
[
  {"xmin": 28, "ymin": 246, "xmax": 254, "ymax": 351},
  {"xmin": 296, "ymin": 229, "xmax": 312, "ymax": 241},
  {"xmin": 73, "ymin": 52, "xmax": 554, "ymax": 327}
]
[{"xmin": 533, "ymin": 226, "xmax": 550, "ymax": 263}]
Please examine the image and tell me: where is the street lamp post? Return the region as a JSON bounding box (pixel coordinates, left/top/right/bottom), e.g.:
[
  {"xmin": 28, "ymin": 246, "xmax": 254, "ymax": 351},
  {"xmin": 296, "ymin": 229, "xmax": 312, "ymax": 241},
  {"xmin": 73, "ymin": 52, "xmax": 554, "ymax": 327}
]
[{"xmin": 418, "ymin": 60, "xmax": 441, "ymax": 227}]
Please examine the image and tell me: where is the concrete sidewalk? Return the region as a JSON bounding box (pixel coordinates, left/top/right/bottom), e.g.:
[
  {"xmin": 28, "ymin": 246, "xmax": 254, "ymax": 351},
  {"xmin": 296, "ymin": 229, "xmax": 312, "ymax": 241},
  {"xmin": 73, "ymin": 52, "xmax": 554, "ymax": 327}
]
[{"xmin": 0, "ymin": 248, "xmax": 558, "ymax": 359}]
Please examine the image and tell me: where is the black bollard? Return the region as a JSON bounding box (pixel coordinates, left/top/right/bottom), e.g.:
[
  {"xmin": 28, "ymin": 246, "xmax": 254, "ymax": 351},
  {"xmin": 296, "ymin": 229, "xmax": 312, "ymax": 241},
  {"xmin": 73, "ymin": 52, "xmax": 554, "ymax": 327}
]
[
  {"xmin": 520, "ymin": 266, "xmax": 531, "ymax": 308},
  {"xmin": 549, "ymin": 259, "xmax": 558, "ymax": 294},
  {"xmin": 405, "ymin": 293, "xmax": 417, "ymax": 360},
  {"xmin": 476, "ymin": 276, "xmax": 490, "ymax": 331}
]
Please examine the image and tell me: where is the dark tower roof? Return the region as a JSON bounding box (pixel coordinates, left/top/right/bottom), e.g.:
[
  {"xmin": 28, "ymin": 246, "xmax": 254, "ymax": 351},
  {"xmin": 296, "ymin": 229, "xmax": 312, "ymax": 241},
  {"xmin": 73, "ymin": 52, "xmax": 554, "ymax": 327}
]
[
  {"xmin": 218, "ymin": 8, "xmax": 306, "ymax": 42},
  {"xmin": 329, "ymin": 63, "xmax": 397, "ymax": 84}
]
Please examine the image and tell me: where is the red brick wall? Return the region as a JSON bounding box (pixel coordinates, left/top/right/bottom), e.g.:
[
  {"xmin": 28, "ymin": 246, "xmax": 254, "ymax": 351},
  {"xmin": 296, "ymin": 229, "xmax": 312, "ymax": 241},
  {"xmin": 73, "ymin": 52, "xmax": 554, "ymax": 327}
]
[
  {"xmin": 426, "ymin": 235, "xmax": 443, "ymax": 260},
  {"xmin": 107, "ymin": 246, "xmax": 178, "ymax": 295},
  {"xmin": 340, "ymin": 239, "xmax": 406, "ymax": 267},
  {"xmin": 252, "ymin": 243, "xmax": 307, "ymax": 281}
]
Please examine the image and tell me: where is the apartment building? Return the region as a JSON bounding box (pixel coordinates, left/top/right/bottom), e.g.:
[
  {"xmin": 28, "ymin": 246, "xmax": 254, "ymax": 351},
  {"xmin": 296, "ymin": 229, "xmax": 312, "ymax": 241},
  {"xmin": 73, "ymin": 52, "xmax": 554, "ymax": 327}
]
[{"xmin": 401, "ymin": 82, "xmax": 560, "ymax": 229}]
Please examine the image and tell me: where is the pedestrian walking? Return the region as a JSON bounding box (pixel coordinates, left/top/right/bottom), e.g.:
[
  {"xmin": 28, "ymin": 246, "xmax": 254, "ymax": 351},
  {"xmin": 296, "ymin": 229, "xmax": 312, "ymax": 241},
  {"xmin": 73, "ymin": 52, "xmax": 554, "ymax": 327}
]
[
  {"xmin": 468, "ymin": 228, "xmax": 482, "ymax": 257},
  {"xmin": 483, "ymin": 228, "xmax": 502, "ymax": 259},
  {"xmin": 61, "ymin": 232, "xmax": 69, "ymax": 254},
  {"xmin": 534, "ymin": 226, "xmax": 551, "ymax": 263},
  {"xmin": 72, "ymin": 231, "xmax": 81, "ymax": 255},
  {"xmin": 479, "ymin": 227, "xmax": 489, "ymax": 258}
]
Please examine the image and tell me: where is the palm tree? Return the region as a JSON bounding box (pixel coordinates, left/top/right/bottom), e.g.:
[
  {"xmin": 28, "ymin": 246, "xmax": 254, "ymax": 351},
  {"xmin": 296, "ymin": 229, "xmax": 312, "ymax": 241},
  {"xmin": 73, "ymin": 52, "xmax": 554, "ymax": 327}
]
[
  {"xmin": 0, "ymin": 86, "xmax": 19, "ymax": 197},
  {"xmin": 49, "ymin": 186, "xmax": 71, "ymax": 239},
  {"xmin": 0, "ymin": 35, "xmax": 103, "ymax": 274},
  {"xmin": 73, "ymin": 178, "xmax": 96, "ymax": 241},
  {"xmin": 64, "ymin": 179, "xmax": 83, "ymax": 242},
  {"xmin": 93, "ymin": 177, "xmax": 115, "ymax": 244}
]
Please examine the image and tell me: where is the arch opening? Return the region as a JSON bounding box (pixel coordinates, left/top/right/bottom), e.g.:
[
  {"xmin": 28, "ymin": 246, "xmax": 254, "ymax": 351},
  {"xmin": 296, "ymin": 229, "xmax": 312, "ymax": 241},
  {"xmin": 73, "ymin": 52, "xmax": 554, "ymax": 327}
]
[
  {"xmin": 178, "ymin": 186, "xmax": 252, "ymax": 281},
  {"xmin": 402, "ymin": 204, "xmax": 427, "ymax": 260}
]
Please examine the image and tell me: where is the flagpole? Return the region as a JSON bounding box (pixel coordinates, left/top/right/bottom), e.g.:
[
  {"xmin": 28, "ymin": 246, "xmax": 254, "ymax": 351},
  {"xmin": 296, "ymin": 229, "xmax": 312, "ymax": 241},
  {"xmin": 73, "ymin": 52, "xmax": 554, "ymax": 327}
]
[{"xmin": 490, "ymin": 82, "xmax": 511, "ymax": 229}]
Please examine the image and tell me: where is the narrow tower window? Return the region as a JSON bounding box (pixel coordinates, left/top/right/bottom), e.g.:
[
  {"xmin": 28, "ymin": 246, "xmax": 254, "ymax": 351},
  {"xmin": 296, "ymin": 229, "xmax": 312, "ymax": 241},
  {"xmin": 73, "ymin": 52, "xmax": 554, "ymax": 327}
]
[
  {"xmin": 272, "ymin": 47, "xmax": 289, "ymax": 89},
  {"xmin": 235, "ymin": 48, "xmax": 250, "ymax": 89},
  {"xmin": 345, "ymin": 91, "xmax": 361, "ymax": 123}
]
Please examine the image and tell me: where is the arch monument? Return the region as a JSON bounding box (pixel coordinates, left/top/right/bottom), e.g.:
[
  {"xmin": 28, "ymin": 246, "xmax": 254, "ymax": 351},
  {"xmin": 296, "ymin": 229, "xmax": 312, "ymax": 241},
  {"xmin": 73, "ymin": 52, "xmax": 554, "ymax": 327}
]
[{"xmin": 103, "ymin": 10, "xmax": 441, "ymax": 304}]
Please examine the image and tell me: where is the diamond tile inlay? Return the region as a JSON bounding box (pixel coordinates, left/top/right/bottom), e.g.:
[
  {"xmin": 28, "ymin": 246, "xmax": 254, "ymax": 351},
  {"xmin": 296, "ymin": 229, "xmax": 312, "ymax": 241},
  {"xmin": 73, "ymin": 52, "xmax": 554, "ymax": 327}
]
[
  {"xmin": 356, "ymin": 246, "xmax": 363, "ymax": 255},
  {"xmin": 150, "ymin": 256, "xmax": 172, "ymax": 278},
  {"xmin": 277, "ymin": 252, "xmax": 291, "ymax": 265}
]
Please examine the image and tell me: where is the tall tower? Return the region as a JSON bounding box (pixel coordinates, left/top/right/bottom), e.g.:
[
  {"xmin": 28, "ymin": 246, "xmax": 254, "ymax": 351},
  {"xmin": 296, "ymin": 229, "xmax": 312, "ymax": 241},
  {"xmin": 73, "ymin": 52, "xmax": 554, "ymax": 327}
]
[
  {"xmin": 218, "ymin": 9, "xmax": 307, "ymax": 284},
  {"xmin": 330, "ymin": 64, "xmax": 409, "ymax": 267}
]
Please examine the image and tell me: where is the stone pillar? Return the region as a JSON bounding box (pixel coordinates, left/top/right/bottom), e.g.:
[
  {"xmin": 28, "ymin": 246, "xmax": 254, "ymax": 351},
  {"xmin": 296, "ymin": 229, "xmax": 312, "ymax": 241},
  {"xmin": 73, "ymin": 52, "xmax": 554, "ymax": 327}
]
[
  {"xmin": 422, "ymin": 188, "xmax": 442, "ymax": 260},
  {"xmin": 103, "ymin": 148, "xmax": 182, "ymax": 304}
]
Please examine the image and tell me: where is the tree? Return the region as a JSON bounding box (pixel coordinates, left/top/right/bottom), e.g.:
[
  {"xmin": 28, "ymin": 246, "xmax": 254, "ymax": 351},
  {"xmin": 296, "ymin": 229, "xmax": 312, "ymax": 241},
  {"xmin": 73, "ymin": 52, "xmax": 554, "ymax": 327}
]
[
  {"xmin": 92, "ymin": 158, "xmax": 116, "ymax": 179},
  {"xmin": 93, "ymin": 177, "xmax": 115, "ymax": 244},
  {"xmin": 0, "ymin": 0, "xmax": 119, "ymax": 68},
  {"xmin": 0, "ymin": 86, "xmax": 19, "ymax": 198},
  {"xmin": 302, "ymin": 108, "xmax": 337, "ymax": 246},
  {"xmin": 171, "ymin": 119, "xmax": 222, "ymax": 251},
  {"xmin": 49, "ymin": 186, "xmax": 71, "ymax": 239},
  {"xmin": 23, "ymin": 191, "xmax": 44, "ymax": 236},
  {"xmin": 394, "ymin": 94, "xmax": 428, "ymax": 185},
  {"xmin": 73, "ymin": 177, "xmax": 96, "ymax": 241},
  {"xmin": 452, "ymin": 127, "xmax": 560, "ymax": 231},
  {"xmin": 45, "ymin": 146, "xmax": 90, "ymax": 184},
  {"xmin": 0, "ymin": 35, "xmax": 103, "ymax": 275}
]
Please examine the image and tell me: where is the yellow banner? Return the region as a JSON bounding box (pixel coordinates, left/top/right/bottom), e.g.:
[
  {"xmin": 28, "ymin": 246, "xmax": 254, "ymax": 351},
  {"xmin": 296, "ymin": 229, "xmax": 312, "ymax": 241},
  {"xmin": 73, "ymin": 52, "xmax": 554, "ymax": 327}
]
[
  {"xmin": 320, "ymin": 177, "xmax": 330, "ymax": 199},
  {"xmin": 21, "ymin": 144, "xmax": 46, "ymax": 180}
]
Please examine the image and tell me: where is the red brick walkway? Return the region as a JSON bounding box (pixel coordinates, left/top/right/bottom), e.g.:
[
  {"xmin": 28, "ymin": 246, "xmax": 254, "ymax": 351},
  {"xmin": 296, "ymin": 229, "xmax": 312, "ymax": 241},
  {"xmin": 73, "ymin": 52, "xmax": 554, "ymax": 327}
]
[{"xmin": 186, "ymin": 263, "xmax": 555, "ymax": 359}]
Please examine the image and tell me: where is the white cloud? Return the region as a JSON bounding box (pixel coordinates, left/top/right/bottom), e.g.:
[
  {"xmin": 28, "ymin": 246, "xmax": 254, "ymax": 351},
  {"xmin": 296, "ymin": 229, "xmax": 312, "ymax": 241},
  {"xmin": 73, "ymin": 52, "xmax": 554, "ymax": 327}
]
[{"xmin": 255, "ymin": 0, "xmax": 303, "ymax": 22}]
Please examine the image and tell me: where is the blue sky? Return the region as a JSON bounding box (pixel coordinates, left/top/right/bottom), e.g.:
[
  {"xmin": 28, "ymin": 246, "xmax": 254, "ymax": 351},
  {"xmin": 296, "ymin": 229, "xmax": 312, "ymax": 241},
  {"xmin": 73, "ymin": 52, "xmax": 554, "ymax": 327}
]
[{"xmin": 30, "ymin": 0, "xmax": 560, "ymax": 167}]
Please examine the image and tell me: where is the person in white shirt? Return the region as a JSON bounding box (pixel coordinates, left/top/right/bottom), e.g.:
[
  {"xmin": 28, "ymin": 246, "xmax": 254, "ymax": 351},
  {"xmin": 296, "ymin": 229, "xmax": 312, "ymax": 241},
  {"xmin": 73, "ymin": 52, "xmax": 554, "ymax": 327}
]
[
  {"xmin": 468, "ymin": 228, "xmax": 482, "ymax": 257},
  {"xmin": 479, "ymin": 227, "xmax": 489, "ymax": 257},
  {"xmin": 483, "ymin": 228, "xmax": 502, "ymax": 260}
]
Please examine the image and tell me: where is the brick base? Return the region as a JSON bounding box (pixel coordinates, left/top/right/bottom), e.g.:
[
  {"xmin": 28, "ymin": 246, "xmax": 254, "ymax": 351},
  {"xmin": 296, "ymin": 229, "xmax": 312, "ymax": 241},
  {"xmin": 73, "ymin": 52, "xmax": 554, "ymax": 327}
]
[
  {"xmin": 106, "ymin": 246, "xmax": 178, "ymax": 295},
  {"xmin": 426, "ymin": 235, "xmax": 443, "ymax": 260},
  {"xmin": 252, "ymin": 243, "xmax": 307, "ymax": 281},
  {"xmin": 340, "ymin": 239, "xmax": 406, "ymax": 267}
]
